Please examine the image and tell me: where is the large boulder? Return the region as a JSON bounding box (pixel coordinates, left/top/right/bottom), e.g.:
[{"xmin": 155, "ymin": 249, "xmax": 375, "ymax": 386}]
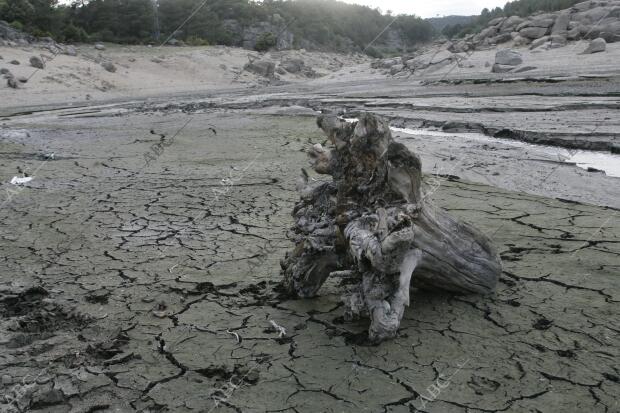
[
  {"xmin": 390, "ymin": 64, "xmax": 404, "ymax": 75},
  {"xmin": 513, "ymin": 35, "xmax": 532, "ymax": 46},
  {"xmin": 280, "ymin": 58, "xmax": 305, "ymax": 73},
  {"xmin": 552, "ymin": 12, "xmax": 571, "ymax": 34},
  {"xmin": 500, "ymin": 16, "xmax": 525, "ymax": 32},
  {"xmin": 29, "ymin": 55, "xmax": 45, "ymax": 69},
  {"xmin": 520, "ymin": 26, "xmax": 549, "ymax": 39},
  {"xmin": 581, "ymin": 37, "xmax": 607, "ymax": 53},
  {"xmin": 488, "ymin": 17, "xmax": 506, "ymax": 27},
  {"xmin": 489, "ymin": 33, "xmax": 513, "ymax": 44},
  {"xmin": 530, "ymin": 36, "xmax": 550, "ymax": 49},
  {"xmin": 495, "ymin": 49, "xmax": 523, "ymax": 66},
  {"xmin": 567, "ymin": 25, "xmax": 588, "ymax": 40},
  {"xmin": 474, "ymin": 26, "xmax": 499, "ymax": 43},
  {"xmin": 244, "ymin": 59, "xmax": 275, "ymax": 77}
]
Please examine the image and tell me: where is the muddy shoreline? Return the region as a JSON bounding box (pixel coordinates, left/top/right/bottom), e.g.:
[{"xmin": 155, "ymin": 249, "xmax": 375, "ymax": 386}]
[{"xmin": 1, "ymin": 46, "xmax": 619, "ymax": 412}]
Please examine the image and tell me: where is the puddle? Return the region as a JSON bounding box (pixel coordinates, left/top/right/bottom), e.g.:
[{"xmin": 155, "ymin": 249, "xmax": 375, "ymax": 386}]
[{"xmin": 392, "ymin": 127, "xmax": 620, "ymax": 178}]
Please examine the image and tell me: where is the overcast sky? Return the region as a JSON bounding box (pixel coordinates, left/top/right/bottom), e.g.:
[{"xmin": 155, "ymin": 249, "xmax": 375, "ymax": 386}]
[{"xmin": 339, "ymin": 0, "xmax": 508, "ymax": 18}]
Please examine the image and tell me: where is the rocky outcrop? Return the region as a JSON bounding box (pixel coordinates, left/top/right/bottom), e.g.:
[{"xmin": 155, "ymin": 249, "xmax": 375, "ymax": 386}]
[
  {"xmin": 447, "ymin": 0, "xmax": 620, "ymax": 50},
  {"xmin": 0, "ymin": 20, "xmax": 35, "ymax": 44}
]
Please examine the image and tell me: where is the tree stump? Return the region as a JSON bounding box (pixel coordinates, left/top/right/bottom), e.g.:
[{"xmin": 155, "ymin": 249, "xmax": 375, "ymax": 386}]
[{"xmin": 281, "ymin": 113, "xmax": 502, "ymax": 342}]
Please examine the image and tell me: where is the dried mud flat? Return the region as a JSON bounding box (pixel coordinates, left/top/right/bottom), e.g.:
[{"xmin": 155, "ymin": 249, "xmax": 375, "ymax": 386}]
[{"xmin": 1, "ymin": 75, "xmax": 619, "ymax": 412}]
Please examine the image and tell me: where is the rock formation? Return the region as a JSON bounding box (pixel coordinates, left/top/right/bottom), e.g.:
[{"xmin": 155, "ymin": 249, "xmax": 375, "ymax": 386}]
[{"xmin": 281, "ymin": 114, "xmax": 502, "ymax": 342}]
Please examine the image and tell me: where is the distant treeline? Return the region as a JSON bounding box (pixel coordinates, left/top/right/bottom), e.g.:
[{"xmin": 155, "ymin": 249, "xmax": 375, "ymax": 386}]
[
  {"xmin": 0, "ymin": 0, "xmax": 435, "ymax": 53},
  {"xmin": 441, "ymin": 0, "xmax": 583, "ymax": 38}
]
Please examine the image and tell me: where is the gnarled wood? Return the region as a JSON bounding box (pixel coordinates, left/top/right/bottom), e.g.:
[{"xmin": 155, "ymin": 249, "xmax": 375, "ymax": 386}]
[{"xmin": 281, "ymin": 113, "xmax": 502, "ymax": 342}]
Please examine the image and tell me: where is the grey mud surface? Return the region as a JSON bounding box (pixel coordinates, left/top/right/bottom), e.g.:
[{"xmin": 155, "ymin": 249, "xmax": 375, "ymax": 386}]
[{"xmin": 1, "ymin": 74, "xmax": 619, "ymax": 413}]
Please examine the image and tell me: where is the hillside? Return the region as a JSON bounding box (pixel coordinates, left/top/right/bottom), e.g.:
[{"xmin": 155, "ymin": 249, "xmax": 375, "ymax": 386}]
[
  {"xmin": 0, "ymin": 0, "xmax": 434, "ymax": 55},
  {"xmin": 426, "ymin": 15, "xmax": 476, "ymax": 31}
]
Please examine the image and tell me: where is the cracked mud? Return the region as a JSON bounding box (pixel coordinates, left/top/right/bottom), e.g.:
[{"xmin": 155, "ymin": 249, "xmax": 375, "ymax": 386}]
[{"xmin": 1, "ymin": 86, "xmax": 619, "ymax": 412}]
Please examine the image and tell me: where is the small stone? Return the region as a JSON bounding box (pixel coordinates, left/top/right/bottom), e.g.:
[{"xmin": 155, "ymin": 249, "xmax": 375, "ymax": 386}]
[
  {"xmin": 2, "ymin": 374, "xmax": 12, "ymax": 385},
  {"xmin": 10, "ymin": 60, "xmax": 19, "ymax": 65},
  {"xmin": 7, "ymin": 77, "xmax": 18, "ymax": 88},
  {"xmin": 0, "ymin": 68, "xmax": 10, "ymax": 74},
  {"xmin": 101, "ymin": 62, "xmax": 116, "ymax": 73},
  {"xmin": 30, "ymin": 55, "xmax": 45, "ymax": 69},
  {"xmin": 17, "ymin": 76, "xmax": 28, "ymax": 83},
  {"xmin": 94, "ymin": 43, "xmax": 105, "ymax": 50}
]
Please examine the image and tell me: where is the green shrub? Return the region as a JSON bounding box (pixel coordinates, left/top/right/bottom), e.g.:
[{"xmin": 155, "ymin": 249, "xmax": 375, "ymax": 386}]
[
  {"xmin": 185, "ymin": 35, "xmax": 209, "ymax": 46},
  {"xmin": 365, "ymin": 46, "xmax": 383, "ymax": 59},
  {"xmin": 9, "ymin": 20, "xmax": 23, "ymax": 31},
  {"xmin": 255, "ymin": 32, "xmax": 276, "ymax": 52},
  {"xmin": 63, "ymin": 23, "xmax": 89, "ymax": 42}
]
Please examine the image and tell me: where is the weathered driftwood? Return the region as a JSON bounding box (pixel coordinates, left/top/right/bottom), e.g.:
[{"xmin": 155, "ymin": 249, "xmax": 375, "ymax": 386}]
[{"xmin": 281, "ymin": 113, "xmax": 502, "ymax": 342}]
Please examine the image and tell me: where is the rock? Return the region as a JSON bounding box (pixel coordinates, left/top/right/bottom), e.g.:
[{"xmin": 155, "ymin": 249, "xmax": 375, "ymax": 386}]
[
  {"xmin": 380, "ymin": 58, "xmax": 399, "ymax": 68},
  {"xmin": 495, "ymin": 49, "xmax": 523, "ymax": 66},
  {"xmin": 513, "ymin": 35, "xmax": 532, "ymax": 46},
  {"xmin": 500, "ymin": 16, "xmax": 525, "ymax": 32},
  {"xmin": 611, "ymin": 144, "xmax": 620, "ymax": 154},
  {"xmin": 513, "ymin": 65, "xmax": 537, "ymax": 73},
  {"xmin": 488, "ymin": 17, "xmax": 506, "ymax": 27},
  {"xmin": 474, "ymin": 26, "xmax": 499, "ymax": 42},
  {"xmin": 9, "ymin": 60, "xmax": 19, "ymax": 65},
  {"xmin": 530, "ymin": 36, "xmax": 550, "ymax": 49},
  {"xmin": 7, "ymin": 76, "xmax": 18, "ymax": 88},
  {"xmin": 451, "ymin": 40, "xmax": 471, "ymax": 53},
  {"xmin": 1, "ymin": 375, "xmax": 12, "ymax": 385},
  {"xmin": 489, "ymin": 33, "xmax": 513, "ymax": 44},
  {"xmin": 548, "ymin": 34, "xmax": 567, "ymax": 48},
  {"xmin": 94, "ymin": 43, "xmax": 105, "ymax": 50},
  {"xmin": 0, "ymin": 68, "xmax": 9, "ymax": 74},
  {"xmin": 390, "ymin": 64, "xmax": 404, "ymax": 75},
  {"xmin": 101, "ymin": 62, "xmax": 117, "ymax": 72},
  {"xmin": 567, "ymin": 25, "xmax": 587, "ymax": 40},
  {"xmin": 29, "ymin": 55, "xmax": 45, "ymax": 69},
  {"xmin": 244, "ymin": 60, "xmax": 275, "ymax": 77},
  {"xmin": 492, "ymin": 63, "xmax": 515, "ymax": 73},
  {"xmin": 64, "ymin": 45, "xmax": 77, "ymax": 56},
  {"xmin": 581, "ymin": 37, "xmax": 606, "ymax": 53},
  {"xmin": 520, "ymin": 26, "xmax": 549, "ymax": 39},
  {"xmin": 276, "ymin": 66, "xmax": 286, "ymax": 75},
  {"xmin": 280, "ymin": 58, "xmax": 305, "ymax": 73},
  {"xmin": 552, "ymin": 12, "xmax": 571, "ymax": 34},
  {"xmin": 17, "ymin": 76, "xmax": 27, "ymax": 83}
]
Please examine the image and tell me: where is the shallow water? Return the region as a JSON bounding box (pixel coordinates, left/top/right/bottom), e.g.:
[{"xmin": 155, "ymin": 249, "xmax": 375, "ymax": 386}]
[{"xmin": 392, "ymin": 127, "xmax": 620, "ymax": 178}]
